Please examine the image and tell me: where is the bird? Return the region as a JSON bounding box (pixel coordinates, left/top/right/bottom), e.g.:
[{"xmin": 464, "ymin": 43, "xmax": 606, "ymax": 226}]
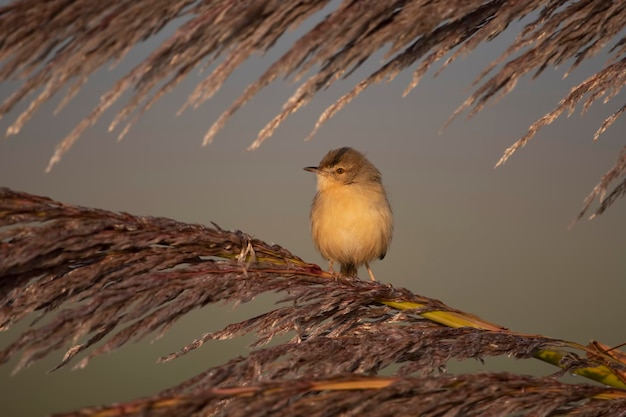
[{"xmin": 304, "ymin": 147, "xmax": 393, "ymax": 281}]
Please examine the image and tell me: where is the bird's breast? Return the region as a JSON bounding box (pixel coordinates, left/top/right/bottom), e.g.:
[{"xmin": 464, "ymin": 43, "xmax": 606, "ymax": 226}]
[{"xmin": 310, "ymin": 183, "xmax": 392, "ymax": 265}]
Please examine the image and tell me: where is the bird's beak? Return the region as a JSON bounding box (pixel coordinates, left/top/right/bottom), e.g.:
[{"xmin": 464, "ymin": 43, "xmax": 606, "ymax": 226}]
[{"xmin": 303, "ymin": 166, "xmax": 320, "ymax": 173}]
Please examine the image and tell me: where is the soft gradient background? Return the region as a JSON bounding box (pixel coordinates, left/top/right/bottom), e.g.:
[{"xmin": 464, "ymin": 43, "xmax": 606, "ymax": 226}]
[{"xmin": 0, "ymin": 6, "xmax": 624, "ymax": 416}]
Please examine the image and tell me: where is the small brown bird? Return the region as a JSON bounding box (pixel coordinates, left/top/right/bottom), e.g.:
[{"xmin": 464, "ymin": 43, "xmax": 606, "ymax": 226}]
[{"xmin": 304, "ymin": 147, "xmax": 393, "ymax": 281}]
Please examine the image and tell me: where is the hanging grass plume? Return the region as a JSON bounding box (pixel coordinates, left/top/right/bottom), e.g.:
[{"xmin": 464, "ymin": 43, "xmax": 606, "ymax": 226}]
[{"xmin": 0, "ymin": 1, "xmax": 623, "ymax": 218}]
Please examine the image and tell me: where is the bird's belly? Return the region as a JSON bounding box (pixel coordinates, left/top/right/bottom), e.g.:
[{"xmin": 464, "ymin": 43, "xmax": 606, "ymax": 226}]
[{"xmin": 311, "ymin": 186, "xmax": 392, "ymax": 266}]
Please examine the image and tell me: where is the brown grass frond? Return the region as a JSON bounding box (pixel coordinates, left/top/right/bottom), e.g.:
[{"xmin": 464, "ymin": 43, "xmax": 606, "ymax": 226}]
[
  {"xmin": 0, "ymin": 1, "xmax": 624, "ymax": 216},
  {"xmin": 52, "ymin": 374, "xmax": 626, "ymax": 417},
  {"xmin": 2, "ymin": 188, "xmax": 626, "ymax": 416},
  {"xmin": 575, "ymin": 146, "xmax": 626, "ymax": 222},
  {"xmin": 495, "ymin": 59, "xmax": 626, "ymax": 169}
]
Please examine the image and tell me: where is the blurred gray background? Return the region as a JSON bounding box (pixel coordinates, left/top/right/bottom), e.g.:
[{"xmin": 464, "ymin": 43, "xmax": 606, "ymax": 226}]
[{"xmin": 0, "ymin": 6, "xmax": 624, "ymax": 416}]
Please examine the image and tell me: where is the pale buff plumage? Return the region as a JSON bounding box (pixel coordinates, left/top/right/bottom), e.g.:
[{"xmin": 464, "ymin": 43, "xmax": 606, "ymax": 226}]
[{"xmin": 304, "ymin": 147, "xmax": 393, "ymax": 281}]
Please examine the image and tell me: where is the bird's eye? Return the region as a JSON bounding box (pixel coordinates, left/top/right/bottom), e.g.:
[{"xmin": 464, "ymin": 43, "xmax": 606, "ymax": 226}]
[{"xmin": 336, "ymin": 168, "xmax": 345, "ymax": 174}]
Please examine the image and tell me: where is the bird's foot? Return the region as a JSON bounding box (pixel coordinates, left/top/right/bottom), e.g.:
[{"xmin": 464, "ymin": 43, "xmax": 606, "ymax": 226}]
[
  {"xmin": 365, "ymin": 262, "xmax": 377, "ymax": 281},
  {"xmin": 327, "ymin": 261, "xmax": 343, "ymax": 280}
]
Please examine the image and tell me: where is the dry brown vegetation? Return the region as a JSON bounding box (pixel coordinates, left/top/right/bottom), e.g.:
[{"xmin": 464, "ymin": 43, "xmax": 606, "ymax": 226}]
[
  {"xmin": 0, "ymin": 0, "xmax": 623, "ymax": 218},
  {"xmin": 1, "ymin": 188, "xmax": 626, "ymax": 416}
]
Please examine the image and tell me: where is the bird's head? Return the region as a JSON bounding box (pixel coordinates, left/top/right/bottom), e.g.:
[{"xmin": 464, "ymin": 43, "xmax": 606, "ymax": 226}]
[{"xmin": 304, "ymin": 147, "xmax": 382, "ymax": 190}]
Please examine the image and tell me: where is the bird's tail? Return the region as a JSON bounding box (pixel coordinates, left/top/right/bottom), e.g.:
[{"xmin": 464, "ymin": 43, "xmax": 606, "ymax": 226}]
[{"xmin": 340, "ymin": 263, "xmax": 357, "ymax": 277}]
